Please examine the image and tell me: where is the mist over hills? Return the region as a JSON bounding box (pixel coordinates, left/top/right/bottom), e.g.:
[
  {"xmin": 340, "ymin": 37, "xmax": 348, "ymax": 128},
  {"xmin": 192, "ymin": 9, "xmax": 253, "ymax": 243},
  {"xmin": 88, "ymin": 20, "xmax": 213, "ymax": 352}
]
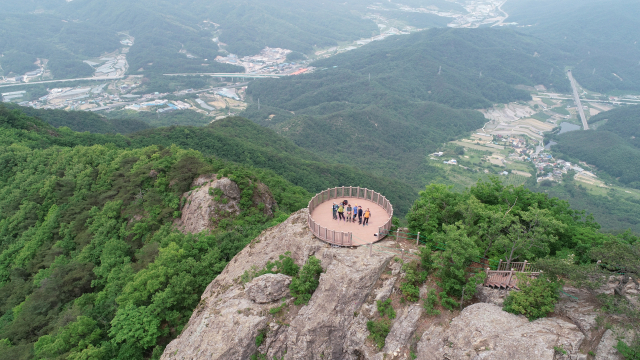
[
  {"xmin": 1, "ymin": 1, "xmax": 640, "ymax": 358},
  {"xmin": 505, "ymin": 0, "xmax": 640, "ymax": 93},
  {"xmin": 242, "ymin": 28, "xmax": 568, "ymax": 187}
]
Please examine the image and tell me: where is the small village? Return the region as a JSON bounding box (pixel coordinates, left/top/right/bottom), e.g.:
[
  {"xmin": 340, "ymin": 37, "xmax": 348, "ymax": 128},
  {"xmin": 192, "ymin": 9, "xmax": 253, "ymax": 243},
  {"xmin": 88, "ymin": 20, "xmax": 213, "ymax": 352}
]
[{"xmin": 215, "ymin": 47, "xmax": 310, "ymax": 75}]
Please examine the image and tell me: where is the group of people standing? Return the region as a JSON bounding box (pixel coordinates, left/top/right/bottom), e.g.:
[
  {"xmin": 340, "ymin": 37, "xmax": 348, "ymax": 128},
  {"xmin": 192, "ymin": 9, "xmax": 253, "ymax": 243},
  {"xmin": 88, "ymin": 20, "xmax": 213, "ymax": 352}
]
[{"xmin": 333, "ymin": 200, "xmax": 371, "ymax": 226}]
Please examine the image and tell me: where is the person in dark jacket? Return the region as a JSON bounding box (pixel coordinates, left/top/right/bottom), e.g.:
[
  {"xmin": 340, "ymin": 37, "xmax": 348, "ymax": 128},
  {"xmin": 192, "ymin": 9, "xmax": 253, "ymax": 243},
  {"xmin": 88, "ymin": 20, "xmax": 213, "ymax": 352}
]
[{"xmin": 358, "ymin": 206, "xmax": 363, "ymax": 224}]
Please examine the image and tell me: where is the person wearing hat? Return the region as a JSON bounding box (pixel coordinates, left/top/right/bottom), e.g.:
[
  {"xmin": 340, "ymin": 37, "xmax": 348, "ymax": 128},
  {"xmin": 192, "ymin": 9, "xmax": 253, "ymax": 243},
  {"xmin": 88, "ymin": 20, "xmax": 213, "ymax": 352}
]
[
  {"xmin": 363, "ymin": 208, "xmax": 371, "ymax": 226},
  {"xmin": 346, "ymin": 203, "xmax": 353, "ymax": 222},
  {"xmin": 332, "ymin": 202, "xmax": 338, "ymax": 220}
]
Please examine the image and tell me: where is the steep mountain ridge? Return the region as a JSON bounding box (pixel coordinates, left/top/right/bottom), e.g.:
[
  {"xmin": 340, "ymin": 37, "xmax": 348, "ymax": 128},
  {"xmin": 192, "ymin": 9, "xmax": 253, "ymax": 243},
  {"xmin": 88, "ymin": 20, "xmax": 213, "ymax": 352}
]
[{"xmin": 162, "ymin": 209, "xmax": 633, "ymax": 360}]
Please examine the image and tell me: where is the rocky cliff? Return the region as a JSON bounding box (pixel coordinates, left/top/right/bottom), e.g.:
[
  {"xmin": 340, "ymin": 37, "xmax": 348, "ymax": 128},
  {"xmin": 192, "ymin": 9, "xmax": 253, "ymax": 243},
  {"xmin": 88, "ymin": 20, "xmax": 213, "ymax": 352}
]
[
  {"xmin": 162, "ymin": 209, "xmax": 635, "ymax": 360},
  {"xmin": 174, "ymin": 174, "xmax": 276, "ymax": 234}
]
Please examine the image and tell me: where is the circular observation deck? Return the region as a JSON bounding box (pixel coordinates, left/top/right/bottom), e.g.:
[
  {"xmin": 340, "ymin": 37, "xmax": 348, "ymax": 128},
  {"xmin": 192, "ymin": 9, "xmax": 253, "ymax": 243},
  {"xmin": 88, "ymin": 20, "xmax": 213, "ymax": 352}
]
[{"xmin": 307, "ymin": 187, "xmax": 393, "ymax": 246}]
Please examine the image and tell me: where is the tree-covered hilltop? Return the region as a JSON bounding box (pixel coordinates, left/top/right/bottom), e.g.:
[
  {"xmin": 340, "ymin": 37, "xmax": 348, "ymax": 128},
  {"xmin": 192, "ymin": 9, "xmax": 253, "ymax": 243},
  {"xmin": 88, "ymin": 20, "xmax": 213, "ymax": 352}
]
[
  {"xmin": 505, "ymin": 0, "xmax": 640, "ymax": 93},
  {"xmin": 0, "ymin": 13, "xmax": 121, "ymax": 79},
  {"xmin": 196, "ymin": 0, "xmax": 379, "ymax": 56},
  {"xmin": 248, "ymin": 28, "xmax": 569, "ymax": 111},
  {"xmin": 0, "ymin": 0, "xmax": 378, "ymax": 85},
  {"xmin": 588, "ymin": 105, "xmax": 640, "ymax": 147},
  {"xmin": 406, "ymin": 179, "xmax": 639, "ymax": 347},
  {"xmin": 410, "ymin": 178, "xmax": 612, "ymax": 266},
  {"xmin": 2, "ymin": 104, "xmax": 150, "ymax": 135},
  {"xmin": 242, "ymin": 28, "xmax": 567, "ymax": 190},
  {"xmin": 129, "ymin": 116, "xmax": 417, "ymax": 215},
  {"xmin": 0, "ymin": 105, "xmax": 310, "ymax": 359},
  {"xmin": 550, "ymin": 105, "xmax": 640, "ymax": 189}
]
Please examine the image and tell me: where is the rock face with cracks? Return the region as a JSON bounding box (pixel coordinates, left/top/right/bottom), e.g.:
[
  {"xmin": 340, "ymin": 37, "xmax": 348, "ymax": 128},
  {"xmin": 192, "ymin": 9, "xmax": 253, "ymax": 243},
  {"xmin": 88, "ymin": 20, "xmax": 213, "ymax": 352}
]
[
  {"xmin": 163, "ymin": 206, "xmax": 613, "ymax": 360},
  {"xmin": 246, "ymin": 273, "xmax": 292, "ymax": 304},
  {"xmin": 161, "ymin": 209, "xmax": 394, "ymax": 360},
  {"xmin": 595, "ymin": 328, "xmax": 635, "ymax": 360},
  {"xmin": 383, "ymin": 304, "xmax": 423, "ymax": 354},
  {"xmin": 416, "ymin": 303, "xmax": 585, "ymax": 360},
  {"xmin": 174, "ymin": 174, "xmax": 276, "ymax": 234}
]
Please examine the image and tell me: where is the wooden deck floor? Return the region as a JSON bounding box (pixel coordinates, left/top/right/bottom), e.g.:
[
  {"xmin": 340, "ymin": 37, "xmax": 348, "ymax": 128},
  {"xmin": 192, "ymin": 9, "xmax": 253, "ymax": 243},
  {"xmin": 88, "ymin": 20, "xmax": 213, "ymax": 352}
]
[{"xmin": 310, "ymin": 198, "xmax": 390, "ymax": 245}]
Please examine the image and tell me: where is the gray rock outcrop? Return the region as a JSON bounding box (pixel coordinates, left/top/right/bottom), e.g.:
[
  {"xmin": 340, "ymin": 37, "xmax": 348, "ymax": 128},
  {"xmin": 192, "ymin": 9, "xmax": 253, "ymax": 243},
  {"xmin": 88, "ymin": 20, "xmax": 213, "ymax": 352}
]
[
  {"xmin": 374, "ymin": 278, "xmax": 396, "ymax": 302},
  {"xmin": 175, "ymin": 174, "xmax": 275, "ymax": 234},
  {"xmin": 416, "ymin": 303, "xmax": 584, "ymax": 360},
  {"xmin": 475, "ymin": 284, "xmax": 509, "ymax": 307},
  {"xmin": 246, "ymin": 273, "xmax": 292, "ymax": 304},
  {"xmin": 555, "ymin": 286, "xmax": 598, "ymax": 335},
  {"xmin": 595, "ymin": 328, "xmax": 635, "ymax": 360},
  {"xmin": 383, "ymin": 304, "xmax": 423, "ymax": 355},
  {"xmin": 161, "ymin": 209, "xmax": 394, "ymax": 360},
  {"xmin": 282, "ymin": 250, "xmax": 392, "ymax": 360}
]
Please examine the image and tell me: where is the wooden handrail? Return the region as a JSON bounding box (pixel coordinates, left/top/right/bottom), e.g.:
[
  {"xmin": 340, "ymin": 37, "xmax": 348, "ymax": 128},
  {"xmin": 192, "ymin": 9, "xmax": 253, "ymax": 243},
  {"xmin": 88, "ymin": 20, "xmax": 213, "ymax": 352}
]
[{"xmin": 307, "ymin": 187, "xmax": 393, "ymax": 246}]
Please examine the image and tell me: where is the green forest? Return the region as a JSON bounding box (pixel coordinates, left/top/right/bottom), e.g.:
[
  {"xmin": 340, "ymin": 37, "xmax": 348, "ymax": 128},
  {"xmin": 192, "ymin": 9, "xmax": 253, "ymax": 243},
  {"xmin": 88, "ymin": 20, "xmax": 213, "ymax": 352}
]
[
  {"xmin": 0, "ymin": 104, "xmax": 310, "ymax": 359},
  {"xmin": 1, "ymin": 99, "xmax": 640, "ymax": 359},
  {"xmin": 407, "ymin": 179, "xmax": 639, "ymax": 341},
  {"xmin": 241, "ymin": 28, "xmax": 569, "ymax": 195},
  {"xmin": 530, "ymin": 173, "xmax": 640, "ymax": 234},
  {"xmin": 0, "ymin": 14, "xmax": 120, "ymax": 78},
  {"xmin": 551, "ymin": 106, "xmax": 640, "ymax": 188},
  {"xmin": 199, "ymin": 0, "xmax": 379, "ymax": 56},
  {"xmin": 1, "ymin": 104, "xmax": 150, "ymax": 135},
  {"xmin": 128, "ymin": 117, "xmax": 417, "ymax": 215}
]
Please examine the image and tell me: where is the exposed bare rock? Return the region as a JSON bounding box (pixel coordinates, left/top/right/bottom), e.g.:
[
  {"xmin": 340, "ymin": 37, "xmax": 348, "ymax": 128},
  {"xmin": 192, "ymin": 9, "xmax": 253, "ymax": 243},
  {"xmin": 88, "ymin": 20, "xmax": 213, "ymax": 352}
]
[
  {"xmin": 192, "ymin": 174, "xmax": 217, "ymax": 187},
  {"xmin": 391, "ymin": 261, "xmax": 403, "ymax": 276},
  {"xmin": 383, "ymin": 305, "xmax": 423, "ymax": 354},
  {"xmin": 343, "ymin": 314, "xmax": 370, "ymax": 358},
  {"xmin": 555, "ymin": 286, "xmax": 598, "ymax": 334},
  {"xmin": 246, "ymin": 273, "xmax": 292, "ymax": 304},
  {"xmin": 174, "ymin": 175, "xmax": 240, "ymax": 233},
  {"xmin": 595, "ymin": 328, "xmax": 635, "ymax": 360},
  {"xmin": 260, "ymin": 319, "xmax": 291, "ymax": 358},
  {"xmin": 375, "ymin": 278, "xmax": 396, "ymax": 302},
  {"xmin": 254, "ymin": 181, "xmax": 277, "ymax": 217},
  {"xmin": 162, "ymin": 286, "xmax": 269, "ymax": 359},
  {"xmin": 174, "ymin": 174, "xmax": 276, "ymax": 234},
  {"xmin": 161, "ymin": 209, "xmax": 394, "ymax": 360},
  {"xmin": 475, "ymin": 285, "xmax": 510, "ymax": 307},
  {"xmin": 623, "ymin": 278, "xmax": 639, "ymax": 308},
  {"xmin": 284, "ymin": 250, "xmax": 392, "ymax": 359},
  {"xmin": 416, "ymin": 303, "xmax": 584, "ymax": 360}
]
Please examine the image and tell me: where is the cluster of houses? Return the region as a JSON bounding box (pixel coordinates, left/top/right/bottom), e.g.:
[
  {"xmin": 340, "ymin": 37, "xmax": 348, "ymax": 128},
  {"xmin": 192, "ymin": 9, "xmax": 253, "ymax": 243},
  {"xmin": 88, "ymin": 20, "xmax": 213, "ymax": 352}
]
[
  {"xmin": 534, "ymin": 155, "xmax": 597, "ymax": 183},
  {"xmin": 430, "ymin": 151, "xmax": 458, "ymax": 165}
]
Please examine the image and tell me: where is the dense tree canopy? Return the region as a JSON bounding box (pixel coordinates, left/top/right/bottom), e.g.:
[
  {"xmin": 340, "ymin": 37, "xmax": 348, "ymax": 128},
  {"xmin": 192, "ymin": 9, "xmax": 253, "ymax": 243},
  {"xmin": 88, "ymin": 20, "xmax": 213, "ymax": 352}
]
[{"xmin": 0, "ymin": 105, "xmax": 309, "ymax": 359}]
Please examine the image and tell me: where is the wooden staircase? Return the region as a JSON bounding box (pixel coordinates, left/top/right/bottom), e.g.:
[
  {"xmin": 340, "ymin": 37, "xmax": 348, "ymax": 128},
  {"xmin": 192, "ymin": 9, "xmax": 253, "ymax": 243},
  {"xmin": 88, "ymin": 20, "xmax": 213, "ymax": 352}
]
[{"xmin": 483, "ymin": 260, "xmax": 541, "ymax": 290}]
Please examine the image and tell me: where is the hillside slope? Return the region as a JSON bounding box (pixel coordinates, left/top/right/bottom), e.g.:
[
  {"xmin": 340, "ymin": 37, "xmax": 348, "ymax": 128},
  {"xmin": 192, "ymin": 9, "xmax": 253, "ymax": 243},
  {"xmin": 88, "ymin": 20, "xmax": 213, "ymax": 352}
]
[
  {"xmin": 505, "ymin": 0, "xmax": 640, "ymax": 93},
  {"xmin": 0, "ymin": 106, "xmax": 310, "ymax": 359},
  {"xmin": 243, "ymin": 28, "xmax": 568, "ymax": 188},
  {"xmin": 129, "ymin": 116, "xmax": 418, "ymax": 215},
  {"xmin": 2, "ymin": 104, "xmax": 150, "ymax": 135},
  {"xmin": 552, "ymin": 105, "xmax": 640, "ymax": 188}
]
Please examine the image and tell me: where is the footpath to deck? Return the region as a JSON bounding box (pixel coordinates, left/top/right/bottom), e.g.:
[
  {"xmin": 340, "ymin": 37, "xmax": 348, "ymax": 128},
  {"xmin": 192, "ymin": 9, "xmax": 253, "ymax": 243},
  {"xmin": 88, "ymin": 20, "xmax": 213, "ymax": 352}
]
[{"xmin": 310, "ymin": 198, "xmax": 389, "ymax": 246}]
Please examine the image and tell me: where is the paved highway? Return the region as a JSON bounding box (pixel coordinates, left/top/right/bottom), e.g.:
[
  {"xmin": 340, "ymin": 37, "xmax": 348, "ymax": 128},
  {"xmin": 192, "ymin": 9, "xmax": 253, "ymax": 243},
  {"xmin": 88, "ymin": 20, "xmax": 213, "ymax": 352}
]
[
  {"xmin": 163, "ymin": 73, "xmax": 287, "ymax": 78},
  {"xmin": 0, "ymin": 76, "xmax": 125, "ymax": 88},
  {"xmin": 567, "ymin": 70, "xmax": 589, "ymax": 130}
]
